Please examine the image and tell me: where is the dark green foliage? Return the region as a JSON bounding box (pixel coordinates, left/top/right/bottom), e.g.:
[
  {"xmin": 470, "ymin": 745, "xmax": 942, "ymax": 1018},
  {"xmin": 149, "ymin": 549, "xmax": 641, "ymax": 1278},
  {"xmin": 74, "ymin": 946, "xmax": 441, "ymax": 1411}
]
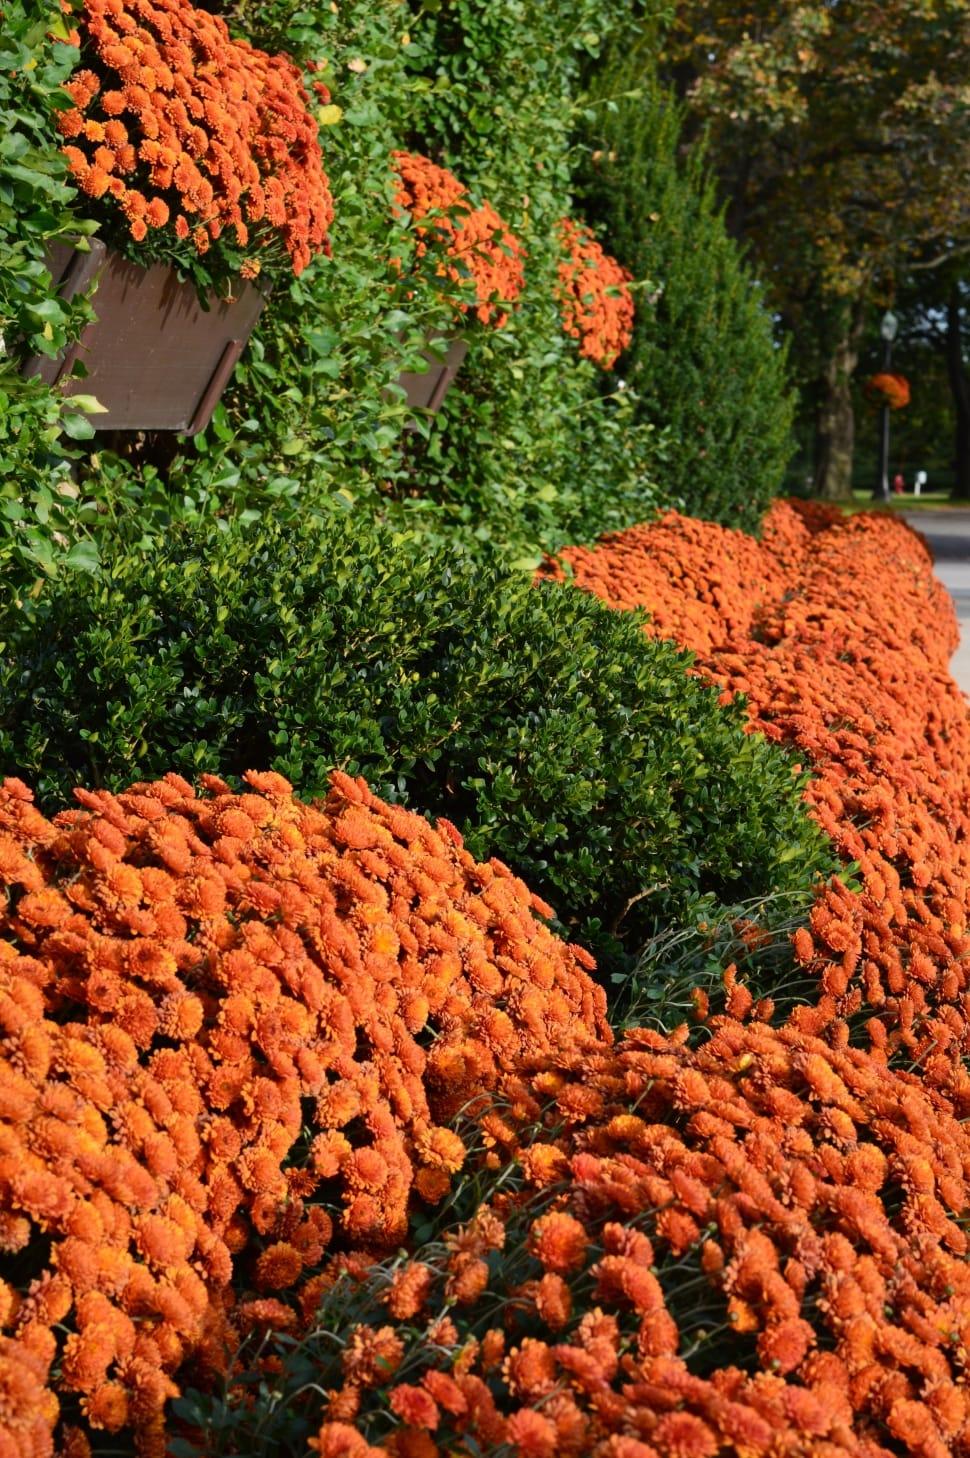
[
  {"xmin": 578, "ymin": 42, "xmax": 797, "ymax": 531},
  {"xmin": 0, "ymin": 511, "xmax": 837, "ymax": 970}
]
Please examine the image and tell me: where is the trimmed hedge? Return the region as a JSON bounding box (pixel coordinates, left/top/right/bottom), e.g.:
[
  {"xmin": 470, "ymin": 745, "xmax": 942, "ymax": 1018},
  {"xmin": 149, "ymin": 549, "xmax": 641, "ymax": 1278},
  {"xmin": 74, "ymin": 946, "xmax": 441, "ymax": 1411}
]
[{"xmin": 0, "ymin": 511, "xmax": 837, "ymax": 967}]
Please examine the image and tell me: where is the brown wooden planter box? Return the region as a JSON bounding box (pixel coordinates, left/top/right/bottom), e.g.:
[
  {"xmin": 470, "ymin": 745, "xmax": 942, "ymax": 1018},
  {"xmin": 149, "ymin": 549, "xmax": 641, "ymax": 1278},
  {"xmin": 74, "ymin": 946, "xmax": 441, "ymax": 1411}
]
[
  {"xmin": 23, "ymin": 239, "xmax": 266, "ymax": 434},
  {"xmin": 392, "ymin": 335, "xmax": 468, "ymax": 415}
]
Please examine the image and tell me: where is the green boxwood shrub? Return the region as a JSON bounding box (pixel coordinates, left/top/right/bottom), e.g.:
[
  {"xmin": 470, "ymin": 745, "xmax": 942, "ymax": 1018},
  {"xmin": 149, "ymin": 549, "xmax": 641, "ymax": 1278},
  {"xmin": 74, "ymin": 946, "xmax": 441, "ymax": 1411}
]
[{"xmin": 0, "ymin": 511, "xmax": 837, "ymax": 970}]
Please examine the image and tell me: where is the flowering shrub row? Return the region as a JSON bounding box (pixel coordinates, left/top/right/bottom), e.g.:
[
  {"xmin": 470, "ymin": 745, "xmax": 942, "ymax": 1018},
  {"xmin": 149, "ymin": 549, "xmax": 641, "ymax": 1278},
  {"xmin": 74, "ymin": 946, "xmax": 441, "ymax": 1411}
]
[
  {"xmin": 296, "ymin": 1013, "xmax": 970, "ymax": 1458},
  {"xmin": 0, "ymin": 769, "xmax": 607, "ymax": 1454},
  {"xmin": 58, "ymin": 0, "xmax": 333, "ymax": 279},
  {"xmin": 259, "ymin": 505, "xmax": 970, "ymax": 1458},
  {"xmin": 5, "ymin": 504, "xmax": 970, "ymax": 1456}
]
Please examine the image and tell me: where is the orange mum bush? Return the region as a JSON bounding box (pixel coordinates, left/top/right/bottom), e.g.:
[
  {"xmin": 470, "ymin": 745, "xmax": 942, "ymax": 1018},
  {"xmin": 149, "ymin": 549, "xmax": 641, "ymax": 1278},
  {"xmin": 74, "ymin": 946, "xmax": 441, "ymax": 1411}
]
[
  {"xmin": 0, "ymin": 769, "xmax": 607, "ymax": 1453},
  {"xmin": 548, "ymin": 501, "xmax": 970, "ymax": 1085},
  {"xmin": 865, "ymin": 372, "xmax": 911, "ymax": 410},
  {"xmin": 57, "ymin": 0, "xmax": 333, "ymax": 277},
  {"xmin": 235, "ymin": 1003, "xmax": 970, "ymax": 1457},
  {"xmin": 392, "ymin": 151, "xmax": 526, "ymax": 327},
  {"xmin": 555, "ymin": 219, "xmax": 634, "ymax": 369}
]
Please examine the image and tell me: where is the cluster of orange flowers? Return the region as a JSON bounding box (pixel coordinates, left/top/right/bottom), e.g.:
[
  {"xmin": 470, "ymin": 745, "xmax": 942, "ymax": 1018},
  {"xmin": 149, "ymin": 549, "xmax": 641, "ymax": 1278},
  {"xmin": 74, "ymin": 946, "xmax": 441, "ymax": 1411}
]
[
  {"xmin": 865, "ymin": 372, "xmax": 911, "ymax": 410},
  {"xmin": 392, "ymin": 151, "xmax": 527, "ymax": 327},
  {"xmin": 294, "ymin": 502, "xmax": 970, "ymax": 1458},
  {"xmin": 0, "ymin": 770, "xmax": 607, "ymax": 1455},
  {"xmin": 57, "ymin": 0, "xmax": 333, "ymax": 275},
  {"xmin": 555, "ymin": 219, "xmax": 634, "ymax": 369},
  {"xmin": 9, "ymin": 501, "xmax": 970, "ymax": 1457},
  {"xmin": 552, "ymin": 501, "xmax": 970, "ymax": 1086},
  {"xmin": 309, "ymin": 1012, "xmax": 970, "ymax": 1458}
]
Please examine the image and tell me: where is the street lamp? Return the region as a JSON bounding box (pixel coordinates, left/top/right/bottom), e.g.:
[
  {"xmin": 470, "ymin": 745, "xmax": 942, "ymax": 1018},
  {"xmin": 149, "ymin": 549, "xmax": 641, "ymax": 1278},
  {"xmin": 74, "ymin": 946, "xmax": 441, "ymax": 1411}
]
[{"xmin": 873, "ymin": 309, "xmax": 899, "ymax": 502}]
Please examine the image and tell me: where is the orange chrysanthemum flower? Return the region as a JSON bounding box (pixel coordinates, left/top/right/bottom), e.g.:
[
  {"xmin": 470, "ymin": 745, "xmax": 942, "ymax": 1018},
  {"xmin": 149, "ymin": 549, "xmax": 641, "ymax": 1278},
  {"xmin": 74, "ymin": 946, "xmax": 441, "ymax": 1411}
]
[
  {"xmin": 528, "ymin": 1211, "xmax": 588, "ymax": 1274},
  {"xmin": 392, "ymin": 151, "xmax": 526, "ymax": 327},
  {"xmin": 555, "ymin": 218, "xmax": 634, "ymax": 369},
  {"xmin": 388, "ymin": 1384, "xmax": 440, "ymax": 1431},
  {"xmin": 58, "ymin": 0, "xmax": 333, "ymax": 275}
]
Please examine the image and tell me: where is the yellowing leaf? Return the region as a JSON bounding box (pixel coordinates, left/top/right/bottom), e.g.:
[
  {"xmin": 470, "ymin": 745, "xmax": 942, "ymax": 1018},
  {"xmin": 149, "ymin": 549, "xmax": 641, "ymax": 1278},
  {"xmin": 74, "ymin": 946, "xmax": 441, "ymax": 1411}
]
[
  {"xmin": 68, "ymin": 394, "xmax": 109, "ymax": 415},
  {"xmin": 317, "ymin": 104, "xmax": 343, "ymax": 126}
]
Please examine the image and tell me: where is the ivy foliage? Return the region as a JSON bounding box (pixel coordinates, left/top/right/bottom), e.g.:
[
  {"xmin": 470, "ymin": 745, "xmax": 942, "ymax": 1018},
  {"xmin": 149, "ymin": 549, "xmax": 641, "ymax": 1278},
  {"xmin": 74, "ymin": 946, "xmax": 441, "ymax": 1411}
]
[
  {"xmin": 0, "ymin": 508, "xmax": 837, "ymax": 972},
  {"xmin": 578, "ymin": 37, "xmax": 797, "ymax": 531},
  {"xmin": 0, "ymin": 1, "xmax": 103, "ymax": 583}
]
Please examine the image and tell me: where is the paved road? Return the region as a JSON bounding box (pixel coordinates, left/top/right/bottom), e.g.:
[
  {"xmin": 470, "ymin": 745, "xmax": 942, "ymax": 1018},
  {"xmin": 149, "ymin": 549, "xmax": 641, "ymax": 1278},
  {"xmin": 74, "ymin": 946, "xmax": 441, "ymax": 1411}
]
[{"xmin": 903, "ymin": 511, "xmax": 970, "ymax": 694}]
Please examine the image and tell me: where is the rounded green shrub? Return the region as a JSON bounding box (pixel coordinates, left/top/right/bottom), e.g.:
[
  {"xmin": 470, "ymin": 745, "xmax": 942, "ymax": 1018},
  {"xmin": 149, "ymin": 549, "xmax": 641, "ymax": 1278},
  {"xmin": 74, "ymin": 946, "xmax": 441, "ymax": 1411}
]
[{"xmin": 0, "ymin": 511, "xmax": 836, "ymax": 970}]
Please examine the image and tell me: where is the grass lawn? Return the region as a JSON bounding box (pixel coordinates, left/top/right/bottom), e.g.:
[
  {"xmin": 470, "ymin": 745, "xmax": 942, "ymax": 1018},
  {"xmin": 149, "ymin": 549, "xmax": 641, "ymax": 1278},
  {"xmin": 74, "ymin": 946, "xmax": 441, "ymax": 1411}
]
[{"xmin": 821, "ymin": 490, "xmax": 970, "ymax": 513}]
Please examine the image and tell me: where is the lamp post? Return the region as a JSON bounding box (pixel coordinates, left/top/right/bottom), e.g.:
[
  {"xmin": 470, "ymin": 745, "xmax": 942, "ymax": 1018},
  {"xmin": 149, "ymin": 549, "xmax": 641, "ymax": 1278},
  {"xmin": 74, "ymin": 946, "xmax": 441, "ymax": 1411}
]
[{"xmin": 873, "ymin": 309, "xmax": 899, "ymax": 501}]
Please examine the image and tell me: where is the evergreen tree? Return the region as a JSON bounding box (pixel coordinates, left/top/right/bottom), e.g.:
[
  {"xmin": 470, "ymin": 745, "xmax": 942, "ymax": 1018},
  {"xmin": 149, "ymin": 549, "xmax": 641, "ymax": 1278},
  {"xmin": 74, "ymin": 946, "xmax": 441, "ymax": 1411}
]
[{"xmin": 579, "ymin": 45, "xmax": 796, "ymax": 530}]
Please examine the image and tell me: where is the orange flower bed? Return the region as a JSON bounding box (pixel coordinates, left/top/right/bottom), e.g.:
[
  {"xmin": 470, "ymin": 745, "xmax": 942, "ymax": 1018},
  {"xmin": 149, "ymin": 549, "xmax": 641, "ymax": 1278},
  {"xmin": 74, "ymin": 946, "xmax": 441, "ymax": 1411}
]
[
  {"xmin": 549, "ymin": 501, "xmax": 970, "ymax": 1088},
  {"xmin": 555, "ymin": 219, "xmax": 634, "ymax": 369},
  {"xmin": 310, "ymin": 1017, "xmax": 970, "ymax": 1458},
  {"xmin": 0, "ymin": 770, "xmax": 606, "ymax": 1454},
  {"xmin": 392, "ymin": 152, "xmax": 526, "ymax": 327},
  {"xmin": 57, "ymin": 0, "xmax": 333, "ymax": 276},
  {"xmin": 9, "ymin": 502, "xmax": 970, "ymax": 1457},
  {"xmin": 289, "ymin": 505, "xmax": 970, "ymax": 1458}
]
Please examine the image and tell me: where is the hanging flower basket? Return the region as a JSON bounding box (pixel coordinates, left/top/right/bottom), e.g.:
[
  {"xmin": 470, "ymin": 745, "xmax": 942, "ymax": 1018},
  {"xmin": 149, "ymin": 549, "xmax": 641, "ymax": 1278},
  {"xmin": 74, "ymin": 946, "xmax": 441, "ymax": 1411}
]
[
  {"xmin": 56, "ymin": 0, "xmax": 333, "ymax": 286},
  {"xmin": 23, "ymin": 239, "xmax": 267, "ymax": 434},
  {"xmin": 386, "ymin": 153, "xmax": 524, "ymax": 416},
  {"xmin": 865, "ymin": 372, "xmax": 911, "ymax": 410},
  {"xmin": 26, "ymin": 0, "xmax": 334, "ymax": 433},
  {"xmin": 391, "ymin": 153, "xmax": 526, "ymax": 327},
  {"xmin": 555, "ymin": 218, "xmax": 635, "ymax": 370}
]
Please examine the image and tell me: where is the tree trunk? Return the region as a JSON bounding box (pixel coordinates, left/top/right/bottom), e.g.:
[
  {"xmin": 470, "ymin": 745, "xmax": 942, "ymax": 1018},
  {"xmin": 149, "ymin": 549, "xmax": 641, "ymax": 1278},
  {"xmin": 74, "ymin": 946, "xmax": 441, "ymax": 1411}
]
[
  {"xmin": 813, "ymin": 331, "xmax": 859, "ymax": 500},
  {"xmin": 946, "ymin": 283, "xmax": 970, "ymax": 500}
]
